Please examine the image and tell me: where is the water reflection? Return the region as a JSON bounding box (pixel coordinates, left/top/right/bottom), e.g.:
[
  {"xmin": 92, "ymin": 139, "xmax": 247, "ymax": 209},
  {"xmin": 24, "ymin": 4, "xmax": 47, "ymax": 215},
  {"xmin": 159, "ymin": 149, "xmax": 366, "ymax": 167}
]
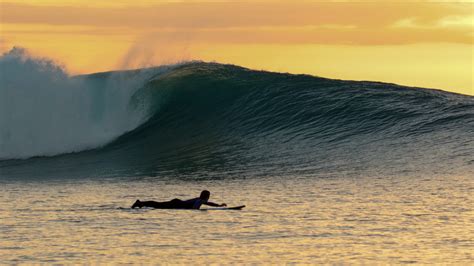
[{"xmin": 1, "ymin": 174, "xmax": 472, "ymax": 263}]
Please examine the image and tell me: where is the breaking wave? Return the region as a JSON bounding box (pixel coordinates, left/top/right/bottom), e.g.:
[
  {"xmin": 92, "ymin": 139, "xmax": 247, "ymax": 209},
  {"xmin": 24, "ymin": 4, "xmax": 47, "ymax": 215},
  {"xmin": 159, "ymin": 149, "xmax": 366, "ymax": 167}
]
[{"xmin": 1, "ymin": 48, "xmax": 473, "ymax": 178}]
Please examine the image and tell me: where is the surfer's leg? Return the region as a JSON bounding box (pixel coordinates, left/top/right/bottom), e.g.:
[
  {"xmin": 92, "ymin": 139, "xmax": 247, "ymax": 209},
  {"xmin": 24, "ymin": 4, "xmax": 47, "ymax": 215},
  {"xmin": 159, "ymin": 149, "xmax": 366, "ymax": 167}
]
[
  {"xmin": 131, "ymin": 200, "xmax": 164, "ymax": 208},
  {"xmin": 131, "ymin": 199, "xmax": 184, "ymax": 209},
  {"xmin": 141, "ymin": 200, "xmax": 169, "ymax": 208}
]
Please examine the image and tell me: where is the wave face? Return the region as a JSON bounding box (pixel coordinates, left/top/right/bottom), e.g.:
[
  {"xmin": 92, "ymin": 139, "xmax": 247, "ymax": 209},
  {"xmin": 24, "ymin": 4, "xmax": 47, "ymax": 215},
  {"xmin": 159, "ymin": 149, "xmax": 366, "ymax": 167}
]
[{"xmin": 1, "ymin": 52, "xmax": 473, "ymax": 179}]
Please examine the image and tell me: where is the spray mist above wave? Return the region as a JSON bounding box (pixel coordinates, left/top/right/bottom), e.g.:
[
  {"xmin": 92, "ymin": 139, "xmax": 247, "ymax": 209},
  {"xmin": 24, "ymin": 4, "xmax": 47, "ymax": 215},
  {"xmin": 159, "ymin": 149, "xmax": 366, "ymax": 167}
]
[{"xmin": 0, "ymin": 47, "xmax": 170, "ymax": 159}]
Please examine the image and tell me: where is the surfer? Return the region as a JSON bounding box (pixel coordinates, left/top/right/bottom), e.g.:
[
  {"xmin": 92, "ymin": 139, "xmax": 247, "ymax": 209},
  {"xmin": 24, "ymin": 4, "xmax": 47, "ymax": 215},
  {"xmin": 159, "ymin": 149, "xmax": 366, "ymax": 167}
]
[{"xmin": 131, "ymin": 190, "xmax": 227, "ymax": 209}]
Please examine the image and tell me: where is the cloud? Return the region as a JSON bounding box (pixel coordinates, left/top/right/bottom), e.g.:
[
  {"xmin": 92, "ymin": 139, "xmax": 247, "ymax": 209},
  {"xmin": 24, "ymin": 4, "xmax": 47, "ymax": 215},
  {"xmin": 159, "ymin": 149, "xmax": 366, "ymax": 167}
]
[
  {"xmin": 393, "ymin": 15, "xmax": 474, "ymax": 29},
  {"xmin": 439, "ymin": 15, "xmax": 474, "ymax": 28},
  {"xmin": 1, "ymin": 2, "xmax": 464, "ymax": 28},
  {"xmin": 1, "ymin": 2, "xmax": 472, "ymax": 45}
]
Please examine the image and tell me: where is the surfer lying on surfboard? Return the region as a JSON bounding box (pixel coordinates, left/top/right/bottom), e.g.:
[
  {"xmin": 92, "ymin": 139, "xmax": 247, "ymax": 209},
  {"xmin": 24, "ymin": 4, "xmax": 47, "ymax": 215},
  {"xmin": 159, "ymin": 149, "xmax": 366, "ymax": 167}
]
[{"xmin": 131, "ymin": 190, "xmax": 227, "ymax": 209}]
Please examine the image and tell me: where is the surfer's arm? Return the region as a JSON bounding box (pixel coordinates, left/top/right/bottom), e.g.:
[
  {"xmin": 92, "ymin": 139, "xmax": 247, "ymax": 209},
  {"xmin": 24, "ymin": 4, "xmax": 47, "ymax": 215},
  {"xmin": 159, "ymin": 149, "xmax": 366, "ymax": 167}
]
[{"xmin": 204, "ymin": 201, "xmax": 227, "ymax": 207}]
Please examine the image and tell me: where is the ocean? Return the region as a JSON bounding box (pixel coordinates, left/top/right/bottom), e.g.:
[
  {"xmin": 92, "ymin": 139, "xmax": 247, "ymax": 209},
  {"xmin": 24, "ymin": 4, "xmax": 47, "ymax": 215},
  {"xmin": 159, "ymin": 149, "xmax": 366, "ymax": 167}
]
[{"xmin": 1, "ymin": 48, "xmax": 473, "ymax": 263}]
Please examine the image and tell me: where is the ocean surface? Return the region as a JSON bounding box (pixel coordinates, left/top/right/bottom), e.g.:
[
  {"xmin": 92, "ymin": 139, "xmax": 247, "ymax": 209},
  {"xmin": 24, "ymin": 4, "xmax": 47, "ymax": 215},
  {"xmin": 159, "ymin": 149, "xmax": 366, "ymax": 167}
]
[{"xmin": 1, "ymin": 48, "xmax": 473, "ymax": 263}]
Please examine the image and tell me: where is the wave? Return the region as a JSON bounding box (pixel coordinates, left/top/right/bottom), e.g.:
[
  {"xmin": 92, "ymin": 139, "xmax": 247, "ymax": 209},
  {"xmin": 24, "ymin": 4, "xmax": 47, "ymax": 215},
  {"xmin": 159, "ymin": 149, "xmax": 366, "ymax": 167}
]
[
  {"xmin": 1, "ymin": 48, "xmax": 473, "ymax": 178},
  {"xmin": 102, "ymin": 62, "xmax": 473, "ymax": 177}
]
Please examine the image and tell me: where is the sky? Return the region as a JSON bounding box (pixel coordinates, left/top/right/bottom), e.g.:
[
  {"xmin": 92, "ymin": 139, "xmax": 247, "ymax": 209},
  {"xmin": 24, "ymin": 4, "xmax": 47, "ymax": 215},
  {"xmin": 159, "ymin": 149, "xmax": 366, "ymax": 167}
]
[{"xmin": 1, "ymin": 0, "xmax": 473, "ymax": 95}]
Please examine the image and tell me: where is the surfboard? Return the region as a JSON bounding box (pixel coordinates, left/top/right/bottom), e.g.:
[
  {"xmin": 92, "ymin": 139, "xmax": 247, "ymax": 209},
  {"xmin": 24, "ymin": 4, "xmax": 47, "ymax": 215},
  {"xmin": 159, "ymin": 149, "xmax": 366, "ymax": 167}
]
[
  {"xmin": 200, "ymin": 205, "xmax": 245, "ymax": 211},
  {"xmin": 122, "ymin": 205, "xmax": 246, "ymax": 210}
]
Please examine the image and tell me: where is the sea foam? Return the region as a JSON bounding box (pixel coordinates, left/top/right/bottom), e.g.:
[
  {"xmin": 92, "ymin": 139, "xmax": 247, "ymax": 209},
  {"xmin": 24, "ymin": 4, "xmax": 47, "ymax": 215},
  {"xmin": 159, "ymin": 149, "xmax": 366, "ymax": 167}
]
[{"xmin": 0, "ymin": 47, "xmax": 155, "ymax": 159}]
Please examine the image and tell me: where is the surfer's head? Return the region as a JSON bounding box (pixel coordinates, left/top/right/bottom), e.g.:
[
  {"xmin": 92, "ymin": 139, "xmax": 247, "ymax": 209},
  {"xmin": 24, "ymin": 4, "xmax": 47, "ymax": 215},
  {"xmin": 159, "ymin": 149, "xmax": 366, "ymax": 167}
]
[{"xmin": 200, "ymin": 190, "xmax": 210, "ymax": 201}]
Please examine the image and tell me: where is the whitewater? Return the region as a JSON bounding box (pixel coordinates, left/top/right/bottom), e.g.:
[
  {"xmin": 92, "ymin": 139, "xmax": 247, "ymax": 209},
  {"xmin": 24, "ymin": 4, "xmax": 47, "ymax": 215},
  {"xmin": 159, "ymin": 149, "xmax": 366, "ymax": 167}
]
[
  {"xmin": 0, "ymin": 47, "xmax": 473, "ymax": 264},
  {"xmin": 0, "ymin": 47, "xmax": 173, "ymax": 159}
]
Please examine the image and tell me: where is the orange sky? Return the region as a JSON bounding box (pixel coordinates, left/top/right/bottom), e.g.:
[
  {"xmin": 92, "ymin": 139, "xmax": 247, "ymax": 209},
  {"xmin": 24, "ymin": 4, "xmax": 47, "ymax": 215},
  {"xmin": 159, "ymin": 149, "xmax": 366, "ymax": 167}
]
[{"xmin": 1, "ymin": 1, "xmax": 473, "ymax": 95}]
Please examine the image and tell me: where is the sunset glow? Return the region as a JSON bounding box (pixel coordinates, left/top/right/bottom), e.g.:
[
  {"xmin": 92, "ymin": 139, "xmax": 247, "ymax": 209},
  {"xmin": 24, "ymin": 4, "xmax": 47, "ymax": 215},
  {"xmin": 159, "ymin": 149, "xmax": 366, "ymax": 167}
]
[{"xmin": 1, "ymin": 1, "xmax": 473, "ymax": 95}]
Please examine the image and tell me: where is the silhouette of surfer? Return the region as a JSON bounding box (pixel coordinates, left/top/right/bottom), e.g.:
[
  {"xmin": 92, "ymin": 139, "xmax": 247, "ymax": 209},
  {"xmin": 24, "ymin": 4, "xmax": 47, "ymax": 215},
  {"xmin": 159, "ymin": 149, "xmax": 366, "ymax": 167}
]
[{"xmin": 131, "ymin": 190, "xmax": 227, "ymax": 209}]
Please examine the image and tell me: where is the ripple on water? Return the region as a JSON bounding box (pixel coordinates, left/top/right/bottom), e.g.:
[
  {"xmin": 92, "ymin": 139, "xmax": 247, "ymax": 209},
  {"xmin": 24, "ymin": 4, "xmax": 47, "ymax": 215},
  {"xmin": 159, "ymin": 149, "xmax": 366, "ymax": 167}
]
[{"xmin": 0, "ymin": 174, "xmax": 473, "ymax": 263}]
